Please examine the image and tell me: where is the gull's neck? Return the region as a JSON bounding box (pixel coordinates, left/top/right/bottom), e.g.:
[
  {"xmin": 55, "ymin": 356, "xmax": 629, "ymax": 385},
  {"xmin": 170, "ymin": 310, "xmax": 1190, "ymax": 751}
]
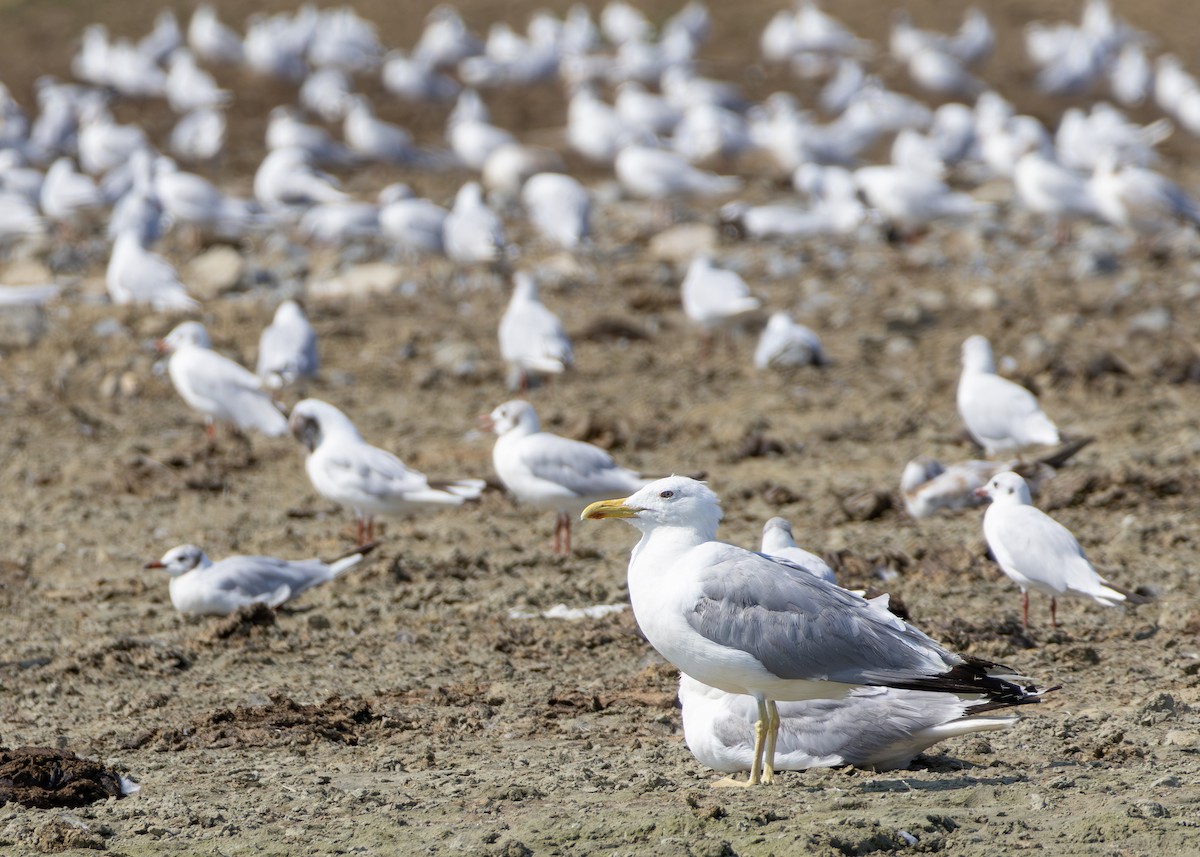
[{"xmin": 628, "ymin": 523, "xmax": 713, "ymax": 595}]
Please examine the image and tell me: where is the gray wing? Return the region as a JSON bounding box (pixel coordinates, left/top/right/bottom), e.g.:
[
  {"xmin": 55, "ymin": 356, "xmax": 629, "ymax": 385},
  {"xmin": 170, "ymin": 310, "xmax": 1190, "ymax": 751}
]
[
  {"xmin": 684, "ymin": 544, "xmax": 970, "ymax": 688},
  {"xmin": 523, "ymin": 434, "xmax": 644, "ymax": 498},
  {"xmin": 211, "ymin": 556, "xmax": 330, "ymax": 601},
  {"xmin": 326, "ymin": 443, "xmax": 432, "ymax": 499}
]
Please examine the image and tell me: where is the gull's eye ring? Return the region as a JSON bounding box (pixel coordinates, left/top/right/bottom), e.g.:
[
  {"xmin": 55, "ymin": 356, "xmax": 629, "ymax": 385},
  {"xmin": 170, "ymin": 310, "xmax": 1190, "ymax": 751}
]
[{"xmin": 659, "ymin": 490, "xmax": 675, "ymax": 499}]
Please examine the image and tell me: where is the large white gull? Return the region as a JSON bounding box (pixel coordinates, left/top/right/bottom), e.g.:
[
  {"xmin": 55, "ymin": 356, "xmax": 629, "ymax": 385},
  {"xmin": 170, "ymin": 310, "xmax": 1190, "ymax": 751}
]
[
  {"xmin": 582, "ymin": 476, "xmax": 1043, "ymax": 785},
  {"xmin": 146, "ymin": 542, "xmax": 373, "ymax": 616}
]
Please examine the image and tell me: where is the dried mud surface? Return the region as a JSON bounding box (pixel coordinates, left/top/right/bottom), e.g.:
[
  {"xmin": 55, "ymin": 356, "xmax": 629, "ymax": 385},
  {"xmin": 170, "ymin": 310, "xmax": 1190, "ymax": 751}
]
[{"xmin": 2, "ymin": 0, "xmax": 1200, "ymax": 854}]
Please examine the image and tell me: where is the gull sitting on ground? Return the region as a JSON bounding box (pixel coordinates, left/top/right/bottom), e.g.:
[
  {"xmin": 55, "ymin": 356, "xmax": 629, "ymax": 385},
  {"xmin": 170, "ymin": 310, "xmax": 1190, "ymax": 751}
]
[
  {"xmin": 759, "ymin": 517, "xmax": 835, "ymax": 584},
  {"xmin": 753, "ymin": 312, "xmax": 824, "ymax": 370},
  {"xmin": 145, "ymin": 542, "xmax": 374, "ymax": 616},
  {"xmin": 957, "ymin": 335, "xmax": 1060, "ymax": 457},
  {"xmin": 158, "ymin": 321, "xmax": 287, "ymax": 438},
  {"xmin": 289, "ymin": 398, "xmax": 485, "ymax": 546},
  {"xmin": 107, "ymin": 230, "xmax": 198, "ymax": 311},
  {"xmin": 582, "ymin": 476, "xmax": 1043, "ymax": 786},
  {"xmin": 977, "ymin": 471, "xmax": 1149, "ymax": 628},
  {"xmin": 681, "ymin": 257, "xmax": 761, "ymax": 355},
  {"xmin": 484, "ymin": 399, "xmax": 650, "ymax": 555},
  {"xmin": 498, "ymin": 272, "xmax": 573, "ymax": 391}
]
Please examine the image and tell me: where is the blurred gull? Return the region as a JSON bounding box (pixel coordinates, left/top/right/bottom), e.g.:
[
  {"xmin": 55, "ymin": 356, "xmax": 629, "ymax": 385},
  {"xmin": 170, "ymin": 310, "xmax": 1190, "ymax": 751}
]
[
  {"xmin": 413, "ymin": 6, "xmax": 483, "ymax": 70},
  {"xmin": 1090, "ymin": 153, "xmax": 1200, "ymax": 238},
  {"xmin": 900, "ymin": 439, "xmax": 1092, "ymax": 520},
  {"xmin": 307, "ymin": 6, "xmax": 382, "ymax": 73},
  {"xmin": 254, "ymin": 147, "xmax": 349, "ymax": 215},
  {"xmin": 300, "ymin": 68, "xmax": 355, "ymax": 122},
  {"xmin": 522, "ymin": 172, "xmax": 590, "ymax": 250},
  {"xmin": 257, "ymin": 299, "xmax": 318, "ymax": 389},
  {"xmin": 753, "ymin": 312, "xmax": 824, "ymax": 371},
  {"xmin": 266, "ymin": 106, "xmax": 353, "ymax": 166},
  {"xmin": 187, "ymin": 4, "xmax": 244, "ymax": 65},
  {"xmin": 382, "ymin": 50, "xmax": 460, "ymax": 103},
  {"xmin": 446, "ymin": 88, "xmax": 515, "ymax": 170},
  {"xmin": 484, "ymin": 399, "xmax": 649, "ymax": 555},
  {"xmin": 615, "ymin": 81, "xmax": 682, "ymax": 137},
  {"xmin": 170, "ymin": 108, "xmax": 226, "ymax": 162},
  {"xmin": 165, "ymin": 48, "xmax": 230, "ymax": 113},
  {"xmin": 1109, "ymin": 43, "xmax": 1152, "ymax": 107},
  {"xmin": 759, "ymin": 517, "xmax": 835, "ymax": 584},
  {"xmin": 298, "ymin": 201, "xmax": 380, "ymax": 245},
  {"xmin": 681, "ymin": 256, "xmax": 761, "ymax": 352},
  {"xmin": 107, "ymin": 231, "xmax": 197, "ymax": 311},
  {"xmin": 855, "ymin": 165, "xmax": 986, "ymax": 237},
  {"xmin": 39, "ymin": 157, "xmax": 103, "ymax": 223},
  {"xmin": 343, "ymin": 96, "xmax": 417, "ymax": 164},
  {"xmin": 679, "ymin": 674, "xmax": 1016, "ymax": 774},
  {"xmin": 155, "ymin": 157, "xmax": 263, "ymax": 239},
  {"xmin": 719, "ymin": 202, "xmax": 824, "ymax": 241},
  {"xmin": 244, "ymin": 8, "xmax": 311, "ymax": 82},
  {"xmin": 0, "ymin": 192, "xmax": 45, "ymax": 243},
  {"xmin": 108, "ymin": 150, "xmax": 165, "ymax": 246},
  {"xmin": 979, "ymin": 471, "xmax": 1149, "ymax": 627},
  {"xmin": 672, "ymin": 102, "xmax": 751, "ymax": 165},
  {"xmin": 138, "ymin": 9, "xmax": 182, "ymax": 65},
  {"xmin": 567, "ymin": 86, "xmax": 640, "ymax": 164},
  {"xmin": 957, "ymin": 335, "xmax": 1060, "ymax": 457},
  {"xmin": 78, "ymin": 106, "xmax": 148, "ymax": 176},
  {"xmin": 483, "ymin": 144, "xmax": 564, "ymax": 200},
  {"xmin": 288, "ymin": 398, "xmax": 485, "ymax": 545},
  {"xmin": 158, "ymin": 321, "xmax": 289, "ymax": 438},
  {"xmin": 443, "ymin": 181, "xmax": 507, "ymax": 266},
  {"xmin": 581, "ymin": 476, "xmax": 1043, "ymax": 786},
  {"xmin": 614, "ymin": 144, "xmax": 740, "ymax": 199},
  {"xmin": 1013, "ymin": 144, "xmax": 1100, "ymax": 241},
  {"xmin": 498, "ymin": 272, "xmax": 573, "ymax": 391},
  {"xmin": 146, "ymin": 543, "xmax": 372, "ymax": 616},
  {"xmin": 378, "ymin": 184, "xmax": 448, "ymax": 256}
]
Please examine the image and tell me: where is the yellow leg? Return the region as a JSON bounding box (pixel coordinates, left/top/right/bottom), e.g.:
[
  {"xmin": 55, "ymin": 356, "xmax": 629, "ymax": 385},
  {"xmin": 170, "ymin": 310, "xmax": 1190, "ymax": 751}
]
[
  {"xmin": 763, "ymin": 700, "xmax": 780, "ymax": 785},
  {"xmin": 714, "ymin": 697, "xmax": 768, "ymax": 787}
]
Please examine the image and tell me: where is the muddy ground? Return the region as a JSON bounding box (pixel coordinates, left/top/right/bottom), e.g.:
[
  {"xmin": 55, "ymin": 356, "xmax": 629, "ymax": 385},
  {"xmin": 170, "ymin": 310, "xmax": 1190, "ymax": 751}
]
[{"xmin": 2, "ymin": 0, "xmax": 1200, "ymax": 854}]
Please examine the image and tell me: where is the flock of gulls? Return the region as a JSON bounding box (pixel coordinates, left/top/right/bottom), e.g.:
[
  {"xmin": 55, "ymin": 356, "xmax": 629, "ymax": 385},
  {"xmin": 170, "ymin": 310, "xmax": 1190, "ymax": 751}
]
[{"xmin": 1, "ymin": 0, "xmax": 1184, "ymax": 786}]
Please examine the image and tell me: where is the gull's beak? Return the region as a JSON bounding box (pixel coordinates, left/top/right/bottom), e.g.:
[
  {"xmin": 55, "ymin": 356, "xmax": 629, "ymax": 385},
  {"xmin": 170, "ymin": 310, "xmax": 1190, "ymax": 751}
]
[
  {"xmin": 143, "ymin": 560, "xmax": 165, "ymax": 569},
  {"xmin": 154, "ymin": 339, "xmax": 169, "ymax": 355},
  {"xmin": 973, "ymin": 487, "xmax": 990, "ymax": 499},
  {"xmin": 478, "ymin": 413, "xmax": 495, "ymax": 432},
  {"xmin": 581, "ymin": 497, "xmax": 640, "ymax": 521}
]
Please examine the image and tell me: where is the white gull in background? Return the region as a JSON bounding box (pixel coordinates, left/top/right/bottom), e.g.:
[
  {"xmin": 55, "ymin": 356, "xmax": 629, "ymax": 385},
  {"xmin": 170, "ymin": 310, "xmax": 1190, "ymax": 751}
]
[
  {"xmin": 146, "ymin": 543, "xmax": 374, "ymax": 616},
  {"xmin": 266, "ymin": 107, "xmax": 353, "ymax": 166},
  {"xmin": 382, "ymin": 50, "xmax": 460, "ymax": 103},
  {"xmin": 343, "ymin": 96, "xmax": 417, "ymax": 164},
  {"xmin": 159, "ymin": 322, "xmax": 287, "ymax": 438},
  {"xmin": 753, "ymin": 312, "xmax": 824, "ymax": 370},
  {"xmin": 615, "ymin": 144, "xmax": 740, "ymax": 200},
  {"xmin": 107, "ymin": 231, "xmax": 197, "ymax": 311},
  {"xmin": 446, "ymin": 88, "xmax": 515, "ymax": 170},
  {"xmin": 521, "ymin": 172, "xmax": 590, "ymax": 250},
  {"xmin": 300, "ymin": 68, "xmax": 355, "ymax": 122},
  {"xmin": 443, "ymin": 181, "xmax": 507, "ymax": 266},
  {"xmin": 1013, "ymin": 144, "xmax": 1100, "ymax": 240},
  {"xmin": 254, "ymin": 147, "xmax": 349, "ymax": 215},
  {"xmin": 485, "ymin": 399, "xmax": 649, "ymax": 556},
  {"xmin": 378, "ymin": 184, "xmax": 448, "ymax": 256},
  {"xmin": 681, "ymin": 257, "xmax": 761, "ymax": 352},
  {"xmin": 900, "ymin": 438, "xmax": 1092, "ymax": 519},
  {"xmin": 289, "ymin": 398, "xmax": 485, "ymax": 546},
  {"xmin": 854, "ymin": 165, "xmax": 985, "ymax": 236},
  {"xmin": 958, "ymin": 335, "xmax": 1060, "ymax": 457},
  {"xmin": 678, "ymin": 674, "xmax": 1017, "ymax": 774},
  {"xmin": 165, "ymin": 48, "xmax": 230, "ymax": 113},
  {"xmin": 1090, "ymin": 154, "xmax": 1200, "ymax": 238},
  {"xmin": 482, "ymin": 144, "xmax": 563, "ymax": 200},
  {"xmin": 155, "ymin": 157, "xmax": 262, "ymax": 239},
  {"xmin": 257, "ymin": 300, "xmax": 318, "ymax": 389},
  {"xmin": 39, "ymin": 157, "xmax": 103, "ymax": 223},
  {"xmin": 187, "ymin": 4, "xmax": 244, "ymax": 65},
  {"xmin": 582, "ymin": 476, "xmax": 1043, "ymax": 785},
  {"xmin": 759, "ymin": 517, "xmax": 835, "ymax": 584},
  {"xmin": 498, "ymin": 272, "xmax": 573, "ymax": 391},
  {"xmin": 170, "ymin": 107, "xmax": 226, "ymax": 162},
  {"xmin": 298, "ymin": 201, "xmax": 380, "ymax": 245},
  {"xmin": 979, "ymin": 471, "xmax": 1149, "ymax": 627}
]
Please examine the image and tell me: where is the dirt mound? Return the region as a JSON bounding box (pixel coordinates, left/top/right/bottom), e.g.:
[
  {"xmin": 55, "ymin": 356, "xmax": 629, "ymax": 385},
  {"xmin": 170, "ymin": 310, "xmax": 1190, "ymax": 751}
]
[{"xmin": 0, "ymin": 747, "xmax": 131, "ymax": 809}]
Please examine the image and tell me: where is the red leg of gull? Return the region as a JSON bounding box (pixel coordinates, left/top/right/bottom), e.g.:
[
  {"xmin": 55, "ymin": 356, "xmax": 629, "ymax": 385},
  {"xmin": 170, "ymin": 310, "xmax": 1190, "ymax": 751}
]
[
  {"xmin": 205, "ymin": 420, "xmax": 217, "ymax": 440},
  {"xmin": 356, "ymin": 518, "xmax": 365, "ymax": 546},
  {"xmin": 551, "ymin": 515, "xmax": 561, "ymax": 555},
  {"xmin": 562, "ymin": 514, "xmax": 572, "ymax": 556},
  {"xmin": 1022, "ymin": 591, "xmax": 1030, "ymax": 629},
  {"xmin": 366, "ymin": 517, "xmax": 375, "ymax": 544},
  {"xmin": 1051, "ymin": 597, "xmax": 1058, "ymax": 628}
]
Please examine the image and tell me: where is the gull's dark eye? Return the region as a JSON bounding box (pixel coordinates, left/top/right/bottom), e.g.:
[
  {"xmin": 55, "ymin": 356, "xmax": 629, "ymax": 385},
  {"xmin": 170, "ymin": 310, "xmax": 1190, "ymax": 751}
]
[{"xmin": 659, "ymin": 490, "xmax": 675, "ymax": 499}]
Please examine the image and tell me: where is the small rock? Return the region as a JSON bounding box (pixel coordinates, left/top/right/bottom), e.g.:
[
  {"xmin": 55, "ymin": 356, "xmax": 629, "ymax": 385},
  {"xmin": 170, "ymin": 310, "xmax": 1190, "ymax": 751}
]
[
  {"xmin": 1128, "ymin": 307, "xmax": 1171, "ymax": 336},
  {"xmin": 33, "ymin": 817, "xmax": 105, "ymax": 852},
  {"xmin": 307, "ymin": 263, "xmax": 405, "ymax": 300},
  {"xmin": 0, "ymin": 304, "xmax": 46, "ymax": 348},
  {"xmin": 431, "ymin": 341, "xmax": 481, "ymax": 379},
  {"xmin": 648, "ymin": 223, "xmax": 718, "ymax": 263},
  {"xmin": 184, "ymin": 246, "xmax": 245, "ymax": 300},
  {"xmin": 119, "ymin": 372, "xmax": 141, "ymax": 398},
  {"xmin": 967, "ymin": 285, "xmax": 1000, "ymax": 310},
  {"xmin": 91, "ymin": 318, "xmax": 127, "ymax": 338},
  {"xmin": 1, "ymin": 259, "xmax": 53, "ymax": 285}
]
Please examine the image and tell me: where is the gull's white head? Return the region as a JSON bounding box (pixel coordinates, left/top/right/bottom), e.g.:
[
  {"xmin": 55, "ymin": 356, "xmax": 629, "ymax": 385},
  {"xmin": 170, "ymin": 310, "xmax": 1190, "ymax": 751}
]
[
  {"xmin": 975, "ymin": 471, "xmax": 1032, "ymax": 506},
  {"xmin": 760, "ymin": 516, "xmax": 798, "ymax": 552},
  {"xmin": 159, "ymin": 321, "xmax": 211, "ymax": 354},
  {"xmin": 483, "ymin": 399, "xmax": 540, "ymax": 436},
  {"xmin": 144, "ymin": 544, "xmax": 211, "ymax": 576},
  {"xmin": 961, "ymin": 335, "xmax": 996, "ymax": 375},
  {"xmin": 288, "ymin": 398, "xmax": 363, "ymax": 451},
  {"xmin": 274, "ymin": 299, "xmax": 308, "ymax": 324},
  {"xmin": 582, "ymin": 475, "xmax": 723, "ymax": 538},
  {"xmin": 900, "ymin": 456, "xmax": 945, "ymax": 493}
]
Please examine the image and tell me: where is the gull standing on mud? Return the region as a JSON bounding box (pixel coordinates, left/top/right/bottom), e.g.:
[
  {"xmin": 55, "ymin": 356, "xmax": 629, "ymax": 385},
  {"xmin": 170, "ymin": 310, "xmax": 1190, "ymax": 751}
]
[
  {"xmin": 289, "ymin": 398, "xmax": 485, "ymax": 546},
  {"xmin": 498, "ymin": 272, "xmax": 573, "ymax": 391},
  {"xmin": 977, "ymin": 471, "xmax": 1149, "ymax": 627},
  {"xmin": 484, "ymin": 400, "xmax": 650, "ymax": 555},
  {"xmin": 681, "ymin": 257, "xmax": 761, "ymax": 354},
  {"xmin": 145, "ymin": 543, "xmax": 374, "ymax": 616},
  {"xmin": 583, "ymin": 476, "xmax": 1043, "ymax": 786},
  {"xmin": 158, "ymin": 321, "xmax": 287, "ymax": 438},
  {"xmin": 957, "ymin": 335, "xmax": 1060, "ymax": 456},
  {"xmin": 107, "ymin": 230, "xmax": 198, "ymax": 310}
]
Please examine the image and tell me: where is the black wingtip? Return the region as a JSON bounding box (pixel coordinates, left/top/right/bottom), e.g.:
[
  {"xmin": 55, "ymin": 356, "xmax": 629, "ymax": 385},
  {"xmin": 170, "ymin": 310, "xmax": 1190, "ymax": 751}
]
[{"xmin": 881, "ymin": 657, "xmax": 1047, "ymax": 709}]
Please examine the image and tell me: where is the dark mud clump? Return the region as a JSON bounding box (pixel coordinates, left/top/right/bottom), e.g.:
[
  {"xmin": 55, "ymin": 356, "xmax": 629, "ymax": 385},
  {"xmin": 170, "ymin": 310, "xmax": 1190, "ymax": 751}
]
[{"xmin": 0, "ymin": 747, "xmax": 131, "ymax": 809}]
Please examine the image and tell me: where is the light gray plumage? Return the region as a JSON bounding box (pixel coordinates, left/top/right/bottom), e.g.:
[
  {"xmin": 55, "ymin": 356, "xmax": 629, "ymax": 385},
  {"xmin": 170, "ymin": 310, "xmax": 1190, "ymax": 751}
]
[
  {"xmin": 759, "ymin": 517, "xmax": 835, "ymax": 584},
  {"xmin": 257, "ymin": 300, "xmax": 318, "ymax": 388}
]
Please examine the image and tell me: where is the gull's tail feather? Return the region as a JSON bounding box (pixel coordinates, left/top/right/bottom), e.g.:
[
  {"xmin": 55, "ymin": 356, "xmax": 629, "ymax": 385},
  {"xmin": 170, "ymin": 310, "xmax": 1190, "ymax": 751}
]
[
  {"xmin": 328, "ymin": 541, "xmax": 377, "ymax": 576},
  {"xmin": 1033, "ymin": 436, "xmax": 1094, "ymax": 469},
  {"xmin": 1096, "ymin": 579, "xmax": 1153, "ymax": 607},
  {"xmin": 877, "ymin": 656, "xmax": 1047, "ymax": 709}
]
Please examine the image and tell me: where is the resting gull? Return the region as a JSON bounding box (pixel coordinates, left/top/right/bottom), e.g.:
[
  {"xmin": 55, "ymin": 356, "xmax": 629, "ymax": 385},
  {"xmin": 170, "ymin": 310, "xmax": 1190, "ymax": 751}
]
[
  {"xmin": 498, "ymin": 272, "xmax": 573, "ymax": 391},
  {"xmin": 958, "ymin": 335, "xmax": 1060, "ymax": 456},
  {"xmin": 582, "ymin": 476, "xmax": 1043, "ymax": 785},
  {"xmin": 146, "ymin": 543, "xmax": 374, "ymax": 616}
]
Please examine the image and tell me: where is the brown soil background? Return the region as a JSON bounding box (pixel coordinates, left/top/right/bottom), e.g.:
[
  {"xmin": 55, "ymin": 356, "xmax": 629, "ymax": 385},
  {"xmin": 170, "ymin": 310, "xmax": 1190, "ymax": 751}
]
[{"xmin": 2, "ymin": 0, "xmax": 1200, "ymax": 854}]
